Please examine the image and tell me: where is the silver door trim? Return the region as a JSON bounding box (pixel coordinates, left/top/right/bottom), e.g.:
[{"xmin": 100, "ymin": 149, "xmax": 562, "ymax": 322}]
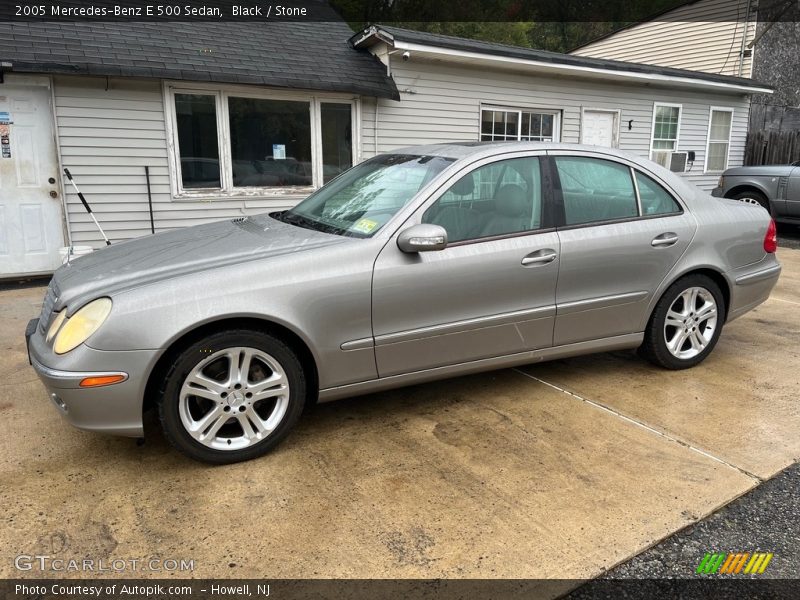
[
  {"xmin": 557, "ymin": 290, "xmax": 649, "ymax": 315},
  {"xmin": 374, "ymin": 305, "xmax": 556, "ymax": 346},
  {"xmin": 340, "ymin": 337, "xmax": 375, "ymax": 351}
]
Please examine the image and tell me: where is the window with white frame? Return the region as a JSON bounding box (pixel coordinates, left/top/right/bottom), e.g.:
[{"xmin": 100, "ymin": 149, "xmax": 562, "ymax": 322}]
[
  {"xmin": 705, "ymin": 108, "xmax": 733, "ymax": 172},
  {"xmin": 650, "ymin": 104, "xmax": 681, "ymax": 168},
  {"xmin": 168, "ymin": 85, "xmax": 356, "ymax": 197},
  {"xmin": 480, "ymin": 107, "xmax": 560, "ymax": 142}
]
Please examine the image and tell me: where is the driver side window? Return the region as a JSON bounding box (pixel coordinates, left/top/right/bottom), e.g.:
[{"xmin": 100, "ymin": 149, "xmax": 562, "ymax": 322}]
[{"xmin": 422, "ymin": 157, "xmax": 542, "ymax": 243}]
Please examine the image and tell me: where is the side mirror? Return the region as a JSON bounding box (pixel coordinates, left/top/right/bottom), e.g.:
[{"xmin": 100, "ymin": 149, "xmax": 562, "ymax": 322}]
[{"xmin": 397, "ymin": 224, "xmax": 448, "ymax": 253}]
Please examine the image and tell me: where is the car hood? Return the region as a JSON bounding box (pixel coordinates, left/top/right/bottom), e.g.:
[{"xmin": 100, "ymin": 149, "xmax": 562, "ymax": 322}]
[
  {"xmin": 51, "ymin": 214, "xmax": 346, "ymax": 311},
  {"xmin": 724, "ymin": 165, "xmax": 795, "ymax": 177}
]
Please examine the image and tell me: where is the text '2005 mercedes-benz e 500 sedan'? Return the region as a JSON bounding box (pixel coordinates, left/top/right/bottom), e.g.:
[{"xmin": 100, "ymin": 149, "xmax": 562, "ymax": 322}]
[{"xmin": 27, "ymin": 143, "xmax": 781, "ymax": 463}]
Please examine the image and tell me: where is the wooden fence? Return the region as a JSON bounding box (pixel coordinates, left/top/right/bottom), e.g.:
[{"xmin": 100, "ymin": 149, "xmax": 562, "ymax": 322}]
[
  {"xmin": 746, "ymin": 103, "xmax": 800, "ymax": 165},
  {"xmin": 745, "ymin": 129, "xmax": 800, "ymax": 166}
]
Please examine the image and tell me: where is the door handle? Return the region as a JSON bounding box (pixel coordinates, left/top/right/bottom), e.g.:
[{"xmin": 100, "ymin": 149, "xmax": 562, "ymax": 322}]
[
  {"xmin": 651, "ymin": 233, "xmax": 679, "ymax": 248},
  {"xmin": 521, "ymin": 249, "xmax": 557, "ymax": 266}
]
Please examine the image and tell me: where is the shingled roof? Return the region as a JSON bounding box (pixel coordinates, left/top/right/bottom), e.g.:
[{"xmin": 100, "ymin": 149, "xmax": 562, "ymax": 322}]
[
  {"xmin": 353, "ymin": 25, "xmax": 771, "ymax": 95},
  {"xmin": 0, "ymin": 20, "xmax": 399, "ymax": 99}
]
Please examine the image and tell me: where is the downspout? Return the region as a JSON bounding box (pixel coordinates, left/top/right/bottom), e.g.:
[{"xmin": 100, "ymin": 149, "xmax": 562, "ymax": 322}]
[
  {"xmin": 374, "ymin": 97, "xmax": 379, "ymax": 157},
  {"xmin": 374, "ymin": 51, "xmax": 392, "ymax": 157},
  {"xmin": 738, "ymin": 0, "xmax": 752, "ymax": 78}
]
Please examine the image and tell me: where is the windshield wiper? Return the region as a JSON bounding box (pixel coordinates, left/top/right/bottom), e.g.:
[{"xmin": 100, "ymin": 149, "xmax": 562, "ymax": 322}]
[{"xmin": 279, "ymin": 211, "xmax": 348, "ymax": 236}]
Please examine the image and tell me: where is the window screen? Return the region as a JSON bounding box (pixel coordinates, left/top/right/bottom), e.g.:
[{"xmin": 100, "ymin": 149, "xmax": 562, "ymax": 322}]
[{"xmin": 706, "ymin": 110, "xmax": 733, "ymax": 172}]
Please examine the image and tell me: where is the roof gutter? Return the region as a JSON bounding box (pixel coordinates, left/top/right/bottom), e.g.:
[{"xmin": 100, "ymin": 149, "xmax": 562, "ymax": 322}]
[{"xmin": 389, "ymin": 40, "xmax": 773, "ymax": 95}]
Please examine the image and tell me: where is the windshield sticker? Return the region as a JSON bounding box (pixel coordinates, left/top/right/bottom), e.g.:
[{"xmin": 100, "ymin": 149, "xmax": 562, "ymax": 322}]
[{"xmin": 352, "ymin": 218, "xmax": 378, "ymax": 234}]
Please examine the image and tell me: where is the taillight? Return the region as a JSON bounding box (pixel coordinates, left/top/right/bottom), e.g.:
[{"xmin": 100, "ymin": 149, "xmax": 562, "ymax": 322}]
[{"xmin": 764, "ymin": 219, "xmax": 777, "ymax": 253}]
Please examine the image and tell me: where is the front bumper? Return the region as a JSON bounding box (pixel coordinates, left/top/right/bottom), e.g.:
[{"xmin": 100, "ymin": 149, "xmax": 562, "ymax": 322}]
[
  {"xmin": 26, "ymin": 318, "xmax": 159, "ymax": 437},
  {"xmin": 711, "ymin": 187, "xmax": 724, "ymax": 198}
]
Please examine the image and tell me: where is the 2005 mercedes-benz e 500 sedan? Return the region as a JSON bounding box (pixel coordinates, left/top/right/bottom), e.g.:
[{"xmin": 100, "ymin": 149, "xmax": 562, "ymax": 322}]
[{"xmin": 27, "ymin": 143, "xmax": 781, "ymax": 463}]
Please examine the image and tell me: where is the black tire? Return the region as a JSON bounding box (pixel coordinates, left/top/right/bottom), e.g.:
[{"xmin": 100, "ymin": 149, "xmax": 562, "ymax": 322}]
[
  {"xmin": 731, "ymin": 190, "xmax": 770, "ymax": 213},
  {"xmin": 158, "ymin": 329, "xmax": 306, "ymax": 464},
  {"xmin": 639, "ymin": 274, "xmax": 726, "ymax": 370}
]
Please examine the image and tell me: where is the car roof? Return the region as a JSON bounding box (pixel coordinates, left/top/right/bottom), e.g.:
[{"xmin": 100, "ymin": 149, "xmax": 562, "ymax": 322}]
[
  {"xmin": 390, "ymin": 141, "xmax": 643, "ymax": 162},
  {"xmin": 386, "ymin": 141, "xmax": 701, "ymax": 202}
]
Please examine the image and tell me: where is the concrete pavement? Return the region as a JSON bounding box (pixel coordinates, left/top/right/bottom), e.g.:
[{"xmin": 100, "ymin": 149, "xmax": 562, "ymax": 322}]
[{"xmin": 1, "ymin": 249, "xmax": 798, "ymax": 584}]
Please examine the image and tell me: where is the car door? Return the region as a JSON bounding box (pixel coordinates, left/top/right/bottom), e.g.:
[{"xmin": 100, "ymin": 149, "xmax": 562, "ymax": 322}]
[
  {"xmin": 371, "ymin": 154, "xmax": 560, "ymax": 378},
  {"xmin": 549, "ymin": 152, "xmax": 696, "ymax": 346}
]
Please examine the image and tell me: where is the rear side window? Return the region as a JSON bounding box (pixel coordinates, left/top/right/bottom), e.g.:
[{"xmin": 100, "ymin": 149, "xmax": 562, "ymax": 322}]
[
  {"xmin": 555, "ymin": 157, "xmax": 638, "ymax": 226},
  {"xmin": 635, "ymin": 171, "xmax": 682, "ymax": 215}
]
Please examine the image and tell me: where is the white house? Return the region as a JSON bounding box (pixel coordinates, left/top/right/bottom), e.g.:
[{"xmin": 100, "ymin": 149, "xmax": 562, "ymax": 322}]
[
  {"xmin": 570, "ymin": 0, "xmax": 757, "ymax": 78},
  {"xmin": 0, "ymin": 20, "xmax": 771, "ymax": 277}
]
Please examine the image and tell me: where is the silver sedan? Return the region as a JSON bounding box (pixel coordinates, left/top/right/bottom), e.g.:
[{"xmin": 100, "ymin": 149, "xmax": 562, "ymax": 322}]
[{"xmin": 27, "ymin": 143, "xmax": 781, "ymax": 463}]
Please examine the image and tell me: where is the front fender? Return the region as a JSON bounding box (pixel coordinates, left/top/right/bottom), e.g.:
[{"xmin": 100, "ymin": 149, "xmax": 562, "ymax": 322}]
[{"xmin": 86, "ymin": 243, "xmax": 382, "ymax": 389}]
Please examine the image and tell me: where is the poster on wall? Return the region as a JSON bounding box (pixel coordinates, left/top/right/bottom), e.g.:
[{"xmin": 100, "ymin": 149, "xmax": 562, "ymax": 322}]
[
  {"xmin": 272, "ymin": 144, "xmax": 286, "ymax": 160},
  {"xmin": 0, "ymin": 111, "xmax": 12, "ymax": 159}
]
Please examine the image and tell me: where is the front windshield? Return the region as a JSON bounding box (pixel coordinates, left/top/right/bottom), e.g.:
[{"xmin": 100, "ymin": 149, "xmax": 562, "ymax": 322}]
[{"xmin": 276, "ymin": 154, "xmax": 455, "ymax": 237}]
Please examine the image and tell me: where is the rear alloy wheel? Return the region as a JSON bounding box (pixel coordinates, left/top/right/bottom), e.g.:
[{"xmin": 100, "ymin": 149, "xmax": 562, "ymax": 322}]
[
  {"xmin": 159, "ymin": 330, "xmax": 306, "ymax": 463},
  {"xmin": 732, "ymin": 190, "xmax": 770, "ymax": 213},
  {"xmin": 640, "ymin": 275, "xmax": 725, "ymax": 369}
]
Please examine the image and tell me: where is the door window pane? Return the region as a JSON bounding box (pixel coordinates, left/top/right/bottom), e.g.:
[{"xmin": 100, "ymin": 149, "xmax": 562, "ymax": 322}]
[
  {"xmin": 635, "ymin": 171, "xmax": 682, "ymax": 216},
  {"xmin": 651, "ymin": 105, "xmax": 681, "ymax": 168},
  {"xmin": 555, "ymin": 157, "xmax": 638, "ymax": 225},
  {"xmin": 321, "ymin": 103, "xmax": 353, "ymax": 184},
  {"xmin": 175, "ymin": 94, "xmax": 221, "ymax": 189},
  {"xmin": 228, "ymin": 97, "xmax": 311, "ymax": 187},
  {"xmin": 706, "ymin": 109, "xmax": 733, "ymax": 172},
  {"xmin": 422, "ymin": 157, "xmax": 542, "ymax": 242}
]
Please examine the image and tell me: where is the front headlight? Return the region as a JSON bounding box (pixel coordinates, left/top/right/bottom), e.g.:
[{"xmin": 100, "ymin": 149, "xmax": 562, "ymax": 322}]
[
  {"xmin": 718, "ymin": 175, "xmax": 725, "ymax": 188},
  {"xmin": 53, "ymin": 298, "xmax": 113, "ymax": 355},
  {"xmin": 46, "ymin": 310, "xmax": 67, "ymax": 343}
]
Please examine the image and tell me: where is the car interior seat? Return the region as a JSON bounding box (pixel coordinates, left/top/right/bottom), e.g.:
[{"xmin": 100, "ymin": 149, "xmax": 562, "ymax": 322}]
[
  {"xmin": 479, "ymin": 184, "xmax": 530, "ymax": 237},
  {"xmin": 425, "ymin": 174, "xmax": 482, "ymax": 242}
]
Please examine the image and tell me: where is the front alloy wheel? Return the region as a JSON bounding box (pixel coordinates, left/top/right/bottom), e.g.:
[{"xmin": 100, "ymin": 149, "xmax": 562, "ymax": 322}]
[
  {"xmin": 640, "ymin": 274, "xmax": 725, "ymax": 370},
  {"xmin": 159, "ymin": 330, "xmax": 306, "ymax": 463},
  {"xmin": 179, "ymin": 347, "xmax": 290, "ymax": 451}
]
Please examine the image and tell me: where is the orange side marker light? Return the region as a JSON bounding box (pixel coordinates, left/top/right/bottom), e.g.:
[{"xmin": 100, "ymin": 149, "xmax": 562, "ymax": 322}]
[{"xmin": 79, "ymin": 374, "xmax": 126, "ymax": 388}]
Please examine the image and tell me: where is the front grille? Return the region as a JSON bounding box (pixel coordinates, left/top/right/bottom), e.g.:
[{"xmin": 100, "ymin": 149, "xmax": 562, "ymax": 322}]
[{"xmin": 38, "ymin": 281, "xmax": 59, "ymax": 334}]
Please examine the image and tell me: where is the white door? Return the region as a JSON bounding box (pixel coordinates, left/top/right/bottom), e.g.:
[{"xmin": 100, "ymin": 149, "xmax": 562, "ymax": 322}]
[
  {"xmin": 0, "ymin": 81, "xmax": 65, "ymax": 277},
  {"xmin": 581, "ymin": 110, "xmax": 618, "ymax": 147}
]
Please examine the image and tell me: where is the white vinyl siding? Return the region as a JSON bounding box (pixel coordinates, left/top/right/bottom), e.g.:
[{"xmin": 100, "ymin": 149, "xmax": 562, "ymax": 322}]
[
  {"xmin": 53, "ymin": 75, "xmax": 360, "ymax": 247},
  {"xmin": 705, "ymin": 107, "xmax": 734, "ymax": 172},
  {"xmin": 363, "ymin": 57, "xmax": 749, "ymax": 192},
  {"xmin": 571, "ymin": 0, "xmax": 756, "ymax": 78}
]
